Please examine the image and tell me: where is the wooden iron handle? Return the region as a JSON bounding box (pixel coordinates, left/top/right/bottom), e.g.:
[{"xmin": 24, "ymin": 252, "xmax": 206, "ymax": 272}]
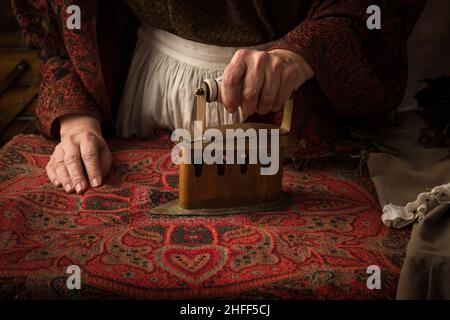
[{"xmin": 195, "ymin": 77, "xmax": 293, "ymax": 134}]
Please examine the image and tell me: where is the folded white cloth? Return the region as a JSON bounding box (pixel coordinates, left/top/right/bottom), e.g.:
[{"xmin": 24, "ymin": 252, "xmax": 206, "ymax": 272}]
[
  {"xmin": 381, "ymin": 183, "xmax": 450, "ymax": 228},
  {"xmin": 382, "ymin": 204, "xmax": 416, "ymax": 228}
]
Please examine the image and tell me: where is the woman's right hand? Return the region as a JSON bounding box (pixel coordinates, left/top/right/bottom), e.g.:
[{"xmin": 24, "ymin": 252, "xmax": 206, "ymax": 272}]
[{"xmin": 46, "ymin": 115, "xmax": 112, "ymax": 193}]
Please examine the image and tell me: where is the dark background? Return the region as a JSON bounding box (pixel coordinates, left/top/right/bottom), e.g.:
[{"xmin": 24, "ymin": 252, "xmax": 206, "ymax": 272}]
[{"xmin": 0, "ymin": 1, "xmax": 20, "ymax": 33}]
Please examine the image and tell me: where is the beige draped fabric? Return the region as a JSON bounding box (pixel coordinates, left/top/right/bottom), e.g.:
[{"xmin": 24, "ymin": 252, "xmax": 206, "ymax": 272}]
[{"xmin": 367, "ymin": 112, "xmax": 450, "ymax": 299}]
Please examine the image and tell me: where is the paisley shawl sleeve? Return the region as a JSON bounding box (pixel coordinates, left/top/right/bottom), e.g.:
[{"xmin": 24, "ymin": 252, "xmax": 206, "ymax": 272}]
[
  {"xmin": 11, "ymin": 0, "xmax": 102, "ymax": 138},
  {"xmin": 270, "ymin": 0, "xmax": 426, "ymax": 116}
]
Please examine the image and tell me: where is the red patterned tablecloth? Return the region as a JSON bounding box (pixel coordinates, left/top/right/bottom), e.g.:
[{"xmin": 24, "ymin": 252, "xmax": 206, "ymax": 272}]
[{"xmin": 0, "ymin": 134, "xmax": 410, "ymax": 299}]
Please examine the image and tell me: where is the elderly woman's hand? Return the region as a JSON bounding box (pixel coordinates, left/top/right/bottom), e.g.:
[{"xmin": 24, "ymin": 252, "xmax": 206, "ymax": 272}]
[
  {"xmin": 221, "ymin": 49, "xmax": 314, "ymax": 116},
  {"xmin": 46, "ymin": 115, "xmax": 112, "ymax": 193}
]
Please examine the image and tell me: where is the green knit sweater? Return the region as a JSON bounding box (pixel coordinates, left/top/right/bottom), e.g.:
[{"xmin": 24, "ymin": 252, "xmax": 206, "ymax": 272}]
[{"xmin": 126, "ymin": 0, "xmax": 309, "ymax": 46}]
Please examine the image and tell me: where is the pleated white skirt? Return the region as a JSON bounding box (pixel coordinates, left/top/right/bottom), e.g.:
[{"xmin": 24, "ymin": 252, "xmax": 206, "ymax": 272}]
[{"xmin": 116, "ymin": 24, "xmax": 273, "ymax": 137}]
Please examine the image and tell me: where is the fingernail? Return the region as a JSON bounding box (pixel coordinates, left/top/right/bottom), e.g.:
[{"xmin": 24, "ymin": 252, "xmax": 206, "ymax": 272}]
[
  {"xmin": 54, "ymin": 180, "xmax": 60, "ymax": 187},
  {"xmin": 64, "ymin": 184, "xmax": 72, "ymax": 192},
  {"xmin": 75, "ymin": 183, "xmax": 83, "ymax": 193},
  {"xmin": 92, "ymin": 178, "xmax": 100, "ymax": 188}
]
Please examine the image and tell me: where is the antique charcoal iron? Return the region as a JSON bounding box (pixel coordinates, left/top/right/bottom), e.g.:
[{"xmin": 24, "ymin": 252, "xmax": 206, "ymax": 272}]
[{"xmin": 150, "ymin": 78, "xmax": 295, "ymax": 216}]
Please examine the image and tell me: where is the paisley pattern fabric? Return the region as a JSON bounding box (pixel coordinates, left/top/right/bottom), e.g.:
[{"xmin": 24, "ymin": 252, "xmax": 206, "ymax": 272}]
[
  {"xmin": 11, "ymin": 0, "xmax": 136, "ymax": 137},
  {"xmin": 0, "ymin": 134, "xmax": 410, "ymax": 299}
]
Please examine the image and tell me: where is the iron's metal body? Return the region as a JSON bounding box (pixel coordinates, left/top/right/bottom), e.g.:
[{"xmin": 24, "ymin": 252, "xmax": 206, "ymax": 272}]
[{"xmin": 150, "ymin": 78, "xmax": 295, "ymax": 216}]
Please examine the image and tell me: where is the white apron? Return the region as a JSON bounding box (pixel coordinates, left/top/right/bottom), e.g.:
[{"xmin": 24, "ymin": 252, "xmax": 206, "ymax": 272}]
[{"xmin": 116, "ymin": 24, "xmax": 273, "ymax": 137}]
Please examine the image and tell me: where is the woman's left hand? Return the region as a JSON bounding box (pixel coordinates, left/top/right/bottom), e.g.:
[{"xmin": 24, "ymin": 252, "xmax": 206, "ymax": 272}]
[{"xmin": 221, "ymin": 49, "xmax": 314, "ymax": 116}]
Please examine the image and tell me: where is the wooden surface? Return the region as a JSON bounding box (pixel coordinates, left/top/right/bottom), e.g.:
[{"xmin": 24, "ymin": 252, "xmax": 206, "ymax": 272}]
[{"xmin": 0, "ymin": 32, "xmax": 40, "ymax": 146}]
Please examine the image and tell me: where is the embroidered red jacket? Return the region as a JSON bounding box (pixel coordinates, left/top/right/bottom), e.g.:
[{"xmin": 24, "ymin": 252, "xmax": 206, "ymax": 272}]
[{"xmin": 11, "ymin": 0, "xmax": 425, "ymax": 153}]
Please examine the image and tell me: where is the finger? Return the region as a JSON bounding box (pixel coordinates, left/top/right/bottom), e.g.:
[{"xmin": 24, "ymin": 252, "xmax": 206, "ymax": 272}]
[
  {"xmin": 273, "ymin": 86, "xmax": 294, "ymax": 112},
  {"xmin": 46, "ymin": 156, "xmax": 61, "ymax": 187},
  {"xmin": 241, "ymin": 51, "xmax": 266, "ymax": 116},
  {"xmin": 80, "ymin": 134, "xmax": 102, "ymax": 188},
  {"xmin": 257, "ymin": 62, "xmax": 281, "ymax": 115},
  {"xmin": 271, "ymin": 82, "xmax": 286, "ymax": 112},
  {"xmin": 221, "ymin": 49, "xmax": 248, "ymax": 112},
  {"xmin": 53, "ymin": 146, "xmax": 74, "ymax": 193},
  {"xmin": 63, "ymin": 141, "xmax": 87, "ymax": 193},
  {"xmin": 100, "ymin": 144, "xmax": 113, "ymax": 178},
  {"xmin": 273, "ymin": 71, "xmax": 300, "ymax": 111}
]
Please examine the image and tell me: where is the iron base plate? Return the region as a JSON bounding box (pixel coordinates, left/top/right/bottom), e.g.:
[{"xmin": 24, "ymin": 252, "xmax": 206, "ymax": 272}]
[{"xmin": 148, "ymin": 193, "xmax": 291, "ymax": 216}]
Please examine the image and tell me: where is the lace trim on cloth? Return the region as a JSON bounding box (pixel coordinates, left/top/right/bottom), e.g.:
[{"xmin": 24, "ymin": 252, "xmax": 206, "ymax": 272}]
[{"xmin": 382, "ymin": 183, "xmax": 450, "ymax": 228}]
